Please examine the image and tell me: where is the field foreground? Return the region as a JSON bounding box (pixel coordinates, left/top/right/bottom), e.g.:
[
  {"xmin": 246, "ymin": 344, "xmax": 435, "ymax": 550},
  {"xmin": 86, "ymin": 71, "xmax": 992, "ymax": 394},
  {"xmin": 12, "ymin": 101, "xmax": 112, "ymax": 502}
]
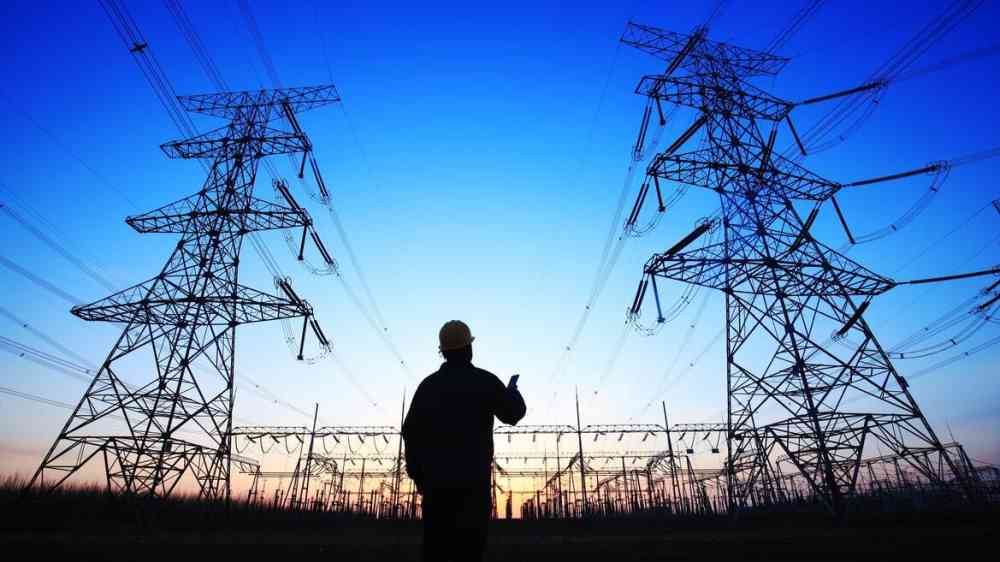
[
  {"xmin": 3, "ymin": 518, "xmax": 993, "ymax": 561},
  {"xmin": 1, "ymin": 484, "xmax": 995, "ymax": 561}
]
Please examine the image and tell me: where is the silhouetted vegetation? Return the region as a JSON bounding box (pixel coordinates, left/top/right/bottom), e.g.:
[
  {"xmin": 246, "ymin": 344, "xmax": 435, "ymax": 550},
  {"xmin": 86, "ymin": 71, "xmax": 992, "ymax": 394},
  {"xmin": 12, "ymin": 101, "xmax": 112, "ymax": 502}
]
[{"xmin": 3, "ymin": 475, "xmax": 998, "ymax": 560}]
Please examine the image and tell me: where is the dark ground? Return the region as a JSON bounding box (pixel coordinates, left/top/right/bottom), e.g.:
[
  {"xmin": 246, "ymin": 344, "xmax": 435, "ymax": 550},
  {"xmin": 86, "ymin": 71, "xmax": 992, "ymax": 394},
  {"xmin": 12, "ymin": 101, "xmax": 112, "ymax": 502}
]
[
  {"xmin": 2, "ymin": 518, "xmax": 993, "ymax": 561},
  {"xmin": 1, "ymin": 484, "xmax": 995, "ymax": 561}
]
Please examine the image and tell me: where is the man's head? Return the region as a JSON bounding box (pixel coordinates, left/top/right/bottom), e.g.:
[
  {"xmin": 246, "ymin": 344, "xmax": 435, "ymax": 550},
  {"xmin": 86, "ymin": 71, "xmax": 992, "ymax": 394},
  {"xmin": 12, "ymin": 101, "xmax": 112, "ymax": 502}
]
[{"xmin": 439, "ymin": 320, "xmax": 474, "ymax": 363}]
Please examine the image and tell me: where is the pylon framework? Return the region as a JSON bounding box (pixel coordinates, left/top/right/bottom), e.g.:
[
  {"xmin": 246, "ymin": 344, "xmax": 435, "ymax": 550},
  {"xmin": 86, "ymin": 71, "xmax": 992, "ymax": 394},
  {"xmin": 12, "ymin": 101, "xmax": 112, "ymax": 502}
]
[
  {"xmin": 228, "ymin": 415, "xmax": 732, "ymax": 518},
  {"xmin": 28, "ymin": 85, "xmax": 338, "ymax": 498},
  {"xmin": 623, "ymin": 23, "xmax": 975, "ymax": 516}
]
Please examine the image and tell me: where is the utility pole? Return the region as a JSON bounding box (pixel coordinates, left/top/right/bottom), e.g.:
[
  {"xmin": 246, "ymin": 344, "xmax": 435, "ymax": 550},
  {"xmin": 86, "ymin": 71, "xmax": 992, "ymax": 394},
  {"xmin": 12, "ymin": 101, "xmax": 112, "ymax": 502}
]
[
  {"xmin": 542, "ymin": 450, "xmax": 548, "ymax": 517},
  {"xmin": 301, "ymin": 403, "xmax": 320, "ymax": 505},
  {"xmin": 337, "ymin": 453, "xmax": 347, "ymax": 511},
  {"xmin": 620, "ymin": 456, "xmax": 629, "ymax": 511},
  {"xmin": 286, "ymin": 457, "xmax": 302, "ymax": 509},
  {"xmin": 555, "ymin": 435, "xmax": 564, "ymax": 517},
  {"xmin": 645, "ymin": 467, "xmax": 654, "ymax": 510},
  {"xmin": 661, "ymin": 401, "xmax": 681, "ymax": 510},
  {"xmin": 357, "ymin": 457, "xmax": 367, "ymax": 513},
  {"xmin": 392, "ymin": 391, "xmax": 406, "ymax": 518},
  {"xmin": 574, "ymin": 388, "xmax": 588, "ymax": 515}
]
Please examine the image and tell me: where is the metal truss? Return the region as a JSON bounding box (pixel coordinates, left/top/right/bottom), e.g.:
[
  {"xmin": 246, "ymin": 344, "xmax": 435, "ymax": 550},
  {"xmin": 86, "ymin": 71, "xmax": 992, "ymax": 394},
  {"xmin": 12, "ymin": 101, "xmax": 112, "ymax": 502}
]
[
  {"xmin": 178, "ymin": 84, "xmax": 341, "ymax": 118},
  {"xmin": 161, "ymin": 126, "xmax": 310, "ymax": 160},
  {"xmin": 28, "ymin": 85, "xmax": 338, "ymax": 499},
  {"xmin": 623, "ymin": 24, "xmax": 974, "ymax": 517},
  {"xmin": 230, "ymin": 414, "xmax": 993, "ymax": 518},
  {"xmin": 647, "ymin": 148, "xmax": 842, "ymax": 201},
  {"xmin": 621, "ymin": 22, "xmax": 789, "ymax": 77},
  {"xmin": 230, "ymin": 404, "xmax": 730, "ymax": 518},
  {"xmin": 636, "ymin": 75, "xmax": 794, "ymax": 121},
  {"xmin": 231, "ymin": 425, "xmax": 398, "ymax": 439}
]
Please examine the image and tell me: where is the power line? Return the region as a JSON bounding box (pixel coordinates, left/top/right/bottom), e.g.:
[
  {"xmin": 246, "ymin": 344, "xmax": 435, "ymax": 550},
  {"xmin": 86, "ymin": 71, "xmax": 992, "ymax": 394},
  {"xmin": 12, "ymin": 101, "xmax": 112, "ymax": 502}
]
[
  {"xmin": 0, "ymin": 383, "xmax": 251, "ymax": 434},
  {"xmin": 0, "ymin": 89, "xmax": 141, "ymax": 211},
  {"xmin": 0, "ymin": 308, "xmax": 281, "ymax": 428},
  {"xmin": 545, "ymin": 23, "xmax": 664, "ymax": 398},
  {"xmin": 788, "ymin": 0, "xmax": 984, "ymax": 156},
  {"xmin": 233, "ymin": 0, "xmax": 411, "ymax": 378},
  {"xmin": 162, "ymin": 1, "xmax": 397, "ymax": 408},
  {"xmin": 0, "ymin": 385, "xmax": 77, "ymax": 411},
  {"xmin": 0, "ymin": 255, "xmax": 84, "ymax": 305},
  {"xmin": 0, "ymin": 334, "xmax": 93, "ymax": 383},
  {"xmin": 28, "ymin": 82, "xmax": 339, "ymax": 497},
  {"xmin": 0, "ymin": 223, "xmax": 329, "ymax": 426},
  {"xmin": 553, "ymin": 3, "xmax": 829, "ymax": 409},
  {"xmin": 891, "ymin": 200, "xmax": 994, "ymax": 275},
  {"xmin": 0, "ymin": 305, "xmax": 94, "ymax": 367},
  {"xmin": 16, "ymin": 179, "xmax": 343, "ymax": 415},
  {"xmin": 161, "ymin": 0, "xmax": 228, "ymax": 90},
  {"xmin": 98, "ymin": 0, "xmax": 198, "ymax": 140},
  {"xmin": 1, "ymin": 202, "xmax": 117, "ymax": 292},
  {"xmin": 764, "ymin": 0, "xmax": 826, "ymax": 54},
  {"xmin": 94, "ymin": 0, "xmax": 351, "ymax": 418},
  {"xmin": 621, "ymin": 13, "xmax": 985, "ymax": 515},
  {"xmin": 236, "ymin": 0, "xmax": 283, "ymax": 89},
  {"xmin": 0, "ymin": 182, "xmax": 123, "ymax": 287}
]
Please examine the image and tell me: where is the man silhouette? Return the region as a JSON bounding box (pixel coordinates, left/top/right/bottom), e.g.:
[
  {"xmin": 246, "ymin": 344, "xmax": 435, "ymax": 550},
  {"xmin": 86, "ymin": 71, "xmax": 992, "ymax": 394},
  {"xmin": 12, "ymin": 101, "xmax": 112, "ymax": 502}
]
[{"xmin": 402, "ymin": 320, "xmax": 527, "ymax": 562}]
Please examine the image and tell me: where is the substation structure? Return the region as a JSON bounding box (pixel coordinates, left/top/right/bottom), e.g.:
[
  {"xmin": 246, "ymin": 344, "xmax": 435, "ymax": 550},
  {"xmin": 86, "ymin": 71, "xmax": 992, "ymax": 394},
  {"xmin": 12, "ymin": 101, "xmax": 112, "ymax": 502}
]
[
  {"xmin": 622, "ymin": 22, "xmax": 997, "ymax": 517},
  {"xmin": 227, "ymin": 401, "xmax": 997, "ymax": 519},
  {"xmin": 28, "ymin": 85, "xmax": 340, "ymax": 497},
  {"xmin": 229, "ymin": 409, "xmax": 731, "ymax": 520}
]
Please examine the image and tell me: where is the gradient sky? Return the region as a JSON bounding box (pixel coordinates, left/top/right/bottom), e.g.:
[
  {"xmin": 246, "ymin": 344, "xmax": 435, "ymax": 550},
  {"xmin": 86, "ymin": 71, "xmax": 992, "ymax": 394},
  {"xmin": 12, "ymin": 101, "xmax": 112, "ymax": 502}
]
[{"xmin": 1, "ymin": 0, "xmax": 999, "ymax": 487}]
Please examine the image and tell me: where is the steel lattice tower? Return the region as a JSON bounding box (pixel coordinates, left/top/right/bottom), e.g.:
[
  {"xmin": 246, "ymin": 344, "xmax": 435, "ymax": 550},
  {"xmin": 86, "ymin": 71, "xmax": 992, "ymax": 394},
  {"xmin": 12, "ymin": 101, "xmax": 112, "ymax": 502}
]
[
  {"xmin": 28, "ymin": 85, "xmax": 338, "ymax": 498},
  {"xmin": 623, "ymin": 24, "xmax": 968, "ymax": 516}
]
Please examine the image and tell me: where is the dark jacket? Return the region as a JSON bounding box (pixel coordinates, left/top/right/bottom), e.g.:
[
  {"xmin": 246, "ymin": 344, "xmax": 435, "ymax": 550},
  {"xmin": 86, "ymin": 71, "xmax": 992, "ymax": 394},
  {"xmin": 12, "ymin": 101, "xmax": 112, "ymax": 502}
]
[{"xmin": 402, "ymin": 360, "xmax": 526, "ymax": 491}]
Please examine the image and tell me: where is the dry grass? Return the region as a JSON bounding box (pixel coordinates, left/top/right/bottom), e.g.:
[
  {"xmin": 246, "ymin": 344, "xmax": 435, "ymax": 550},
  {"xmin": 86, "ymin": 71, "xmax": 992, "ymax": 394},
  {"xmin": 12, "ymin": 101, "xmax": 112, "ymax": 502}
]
[{"xmin": 2, "ymin": 476, "xmax": 996, "ymax": 560}]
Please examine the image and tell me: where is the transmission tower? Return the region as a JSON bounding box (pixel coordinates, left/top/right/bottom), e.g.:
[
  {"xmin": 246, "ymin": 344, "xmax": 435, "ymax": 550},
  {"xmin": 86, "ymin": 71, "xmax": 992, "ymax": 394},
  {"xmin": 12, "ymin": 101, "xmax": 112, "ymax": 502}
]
[
  {"xmin": 623, "ymin": 23, "xmax": 982, "ymax": 516},
  {"xmin": 28, "ymin": 85, "xmax": 339, "ymax": 498}
]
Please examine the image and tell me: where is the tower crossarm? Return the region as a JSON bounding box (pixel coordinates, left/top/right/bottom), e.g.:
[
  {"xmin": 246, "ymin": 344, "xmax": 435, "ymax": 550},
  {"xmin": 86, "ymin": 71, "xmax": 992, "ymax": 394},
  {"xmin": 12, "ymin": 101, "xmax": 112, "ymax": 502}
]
[
  {"xmin": 495, "ymin": 424, "xmax": 577, "ymax": 435},
  {"xmin": 648, "ymin": 149, "xmax": 841, "ymax": 201},
  {"xmin": 313, "ymin": 425, "xmax": 399, "ymax": 437},
  {"xmin": 177, "ymin": 84, "xmax": 341, "ymax": 120},
  {"xmin": 161, "ymin": 126, "xmax": 310, "ymax": 160},
  {"xmin": 761, "ymin": 413, "xmax": 930, "ymax": 440},
  {"xmin": 126, "ymin": 194, "xmax": 309, "ymax": 234},
  {"xmin": 494, "ymin": 450, "xmax": 665, "ymax": 462},
  {"xmin": 64, "ymin": 435, "xmax": 249, "ymax": 465},
  {"xmin": 580, "ymin": 423, "xmax": 665, "ymax": 434},
  {"xmin": 853, "ymin": 441, "xmax": 965, "ymax": 467},
  {"xmin": 621, "ymin": 22, "xmax": 789, "ymax": 77},
  {"xmin": 642, "ymin": 241, "xmax": 729, "ymax": 292},
  {"xmin": 71, "ymin": 280, "xmax": 312, "ymax": 325},
  {"xmin": 636, "ymin": 75, "xmax": 794, "ymax": 121},
  {"xmin": 671, "ymin": 423, "xmax": 728, "ymax": 433},
  {"xmin": 644, "ymin": 241, "xmax": 895, "ymax": 297},
  {"xmin": 229, "ymin": 425, "xmax": 311, "ymax": 439},
  {"xmin": 230, "ymin": 425, "xmax": 399, "ymax": 439}
]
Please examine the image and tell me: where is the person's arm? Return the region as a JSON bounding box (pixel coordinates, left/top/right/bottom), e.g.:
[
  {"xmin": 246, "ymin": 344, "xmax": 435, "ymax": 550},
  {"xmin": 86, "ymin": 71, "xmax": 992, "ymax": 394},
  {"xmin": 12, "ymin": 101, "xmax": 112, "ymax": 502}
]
[
  {"xmin": 492, "ymin": 374, "xmax": 526, "ymax": 426},
  {"xmin": 401, "ymin": 385, "xmax": 426, "ymax": 491}
]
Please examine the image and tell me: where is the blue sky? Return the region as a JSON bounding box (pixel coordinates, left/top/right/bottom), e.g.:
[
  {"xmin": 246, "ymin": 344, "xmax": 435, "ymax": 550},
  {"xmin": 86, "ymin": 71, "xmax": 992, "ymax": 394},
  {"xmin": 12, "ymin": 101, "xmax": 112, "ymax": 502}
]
[{"xmin": 1, "ymin": 0, "xmax": 999, "ymax": 483}]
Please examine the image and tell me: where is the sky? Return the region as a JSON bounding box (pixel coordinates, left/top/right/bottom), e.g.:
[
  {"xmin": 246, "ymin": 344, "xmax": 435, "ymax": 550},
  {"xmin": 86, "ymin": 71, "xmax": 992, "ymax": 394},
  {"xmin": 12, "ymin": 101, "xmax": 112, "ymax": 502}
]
[{"xmin": 1, "ymin": 0, "xmax": 999, "ymax": 496}]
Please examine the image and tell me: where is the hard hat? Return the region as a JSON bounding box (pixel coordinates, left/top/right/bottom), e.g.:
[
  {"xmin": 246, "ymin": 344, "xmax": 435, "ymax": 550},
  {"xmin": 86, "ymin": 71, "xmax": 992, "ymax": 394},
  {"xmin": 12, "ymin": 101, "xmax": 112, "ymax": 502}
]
[{"xmin": 439, "ymin": 320, "xmax": 475, "ymax": 351}]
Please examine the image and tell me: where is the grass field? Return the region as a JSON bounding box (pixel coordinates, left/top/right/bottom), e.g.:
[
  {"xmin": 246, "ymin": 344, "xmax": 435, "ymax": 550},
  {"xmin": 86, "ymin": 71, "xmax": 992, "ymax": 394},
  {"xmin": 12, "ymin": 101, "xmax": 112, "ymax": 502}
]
[{"xmin": 2, "ymin": 477, "xmax": 995, "ymax": 560}]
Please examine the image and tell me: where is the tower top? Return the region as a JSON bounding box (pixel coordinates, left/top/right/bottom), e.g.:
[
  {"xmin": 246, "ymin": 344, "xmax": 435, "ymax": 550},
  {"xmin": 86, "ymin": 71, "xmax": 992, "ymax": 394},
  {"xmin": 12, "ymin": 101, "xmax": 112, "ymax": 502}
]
[
  {"xmin": 621, "ymin": 22, "xmax": 789, "ymax": 77},
  {"xmin": 178, "ymin": 84, "xmax": 341, "ymax": 119}
]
